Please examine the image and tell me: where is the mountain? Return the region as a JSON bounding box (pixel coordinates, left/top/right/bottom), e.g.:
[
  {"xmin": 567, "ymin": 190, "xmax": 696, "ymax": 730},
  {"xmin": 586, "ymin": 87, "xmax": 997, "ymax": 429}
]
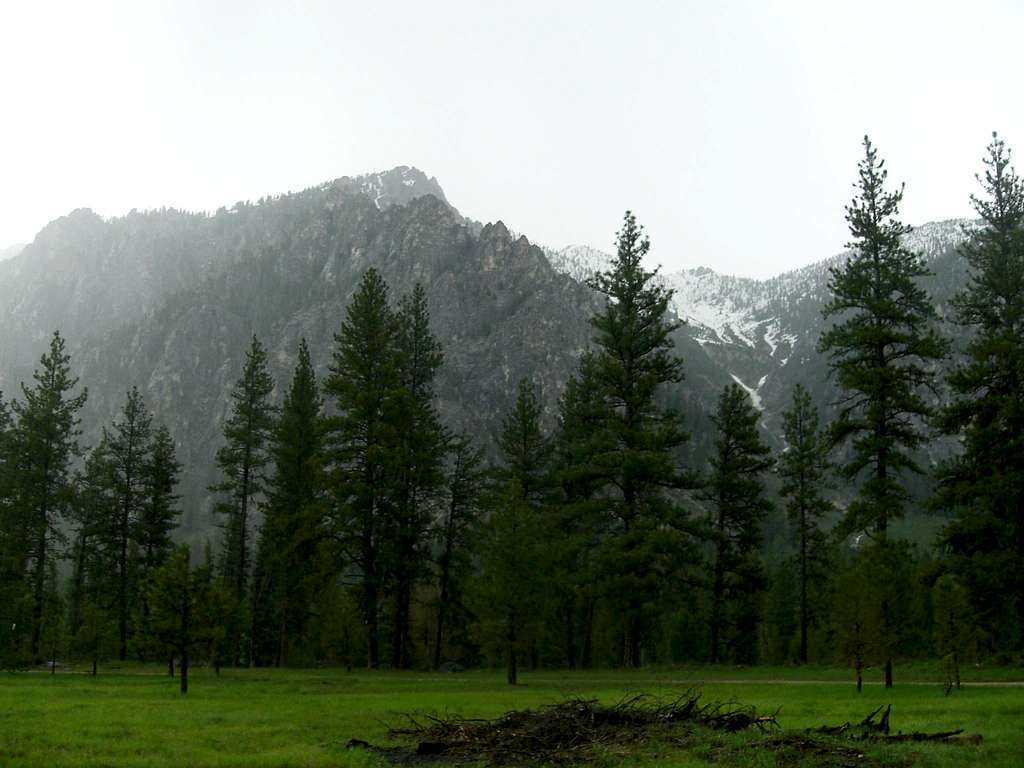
[
  {"xmin": 546, "ymin": 219, "xmax": 973, "ymax": 507},
  {"xmin": 0, "ymin": 244, "xmax": 24, "ymax": 262},
  {"xmin": 0, "ymin": 167, "xmax": 973, "ymax": 542},
  {"xmin": 0, "ymin": 168, "xmax": 730, "ymax": 540}
]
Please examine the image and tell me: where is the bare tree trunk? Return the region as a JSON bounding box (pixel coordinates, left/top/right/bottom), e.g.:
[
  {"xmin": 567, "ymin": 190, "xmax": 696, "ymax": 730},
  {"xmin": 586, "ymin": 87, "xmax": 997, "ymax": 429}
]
[{"xmin": 506, "ymin": 611, "xmax": 517, "ymax": 685}]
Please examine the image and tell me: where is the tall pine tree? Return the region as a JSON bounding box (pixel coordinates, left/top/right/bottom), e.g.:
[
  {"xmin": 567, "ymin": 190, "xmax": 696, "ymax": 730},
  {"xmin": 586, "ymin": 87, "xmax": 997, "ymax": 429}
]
[
  {"xmin": 587, "ymin": 211, "xmax": 691, "ymax": 666},
  {"xmin": 704, "ymin": 383, "xmax": 773, "ymax": 664},
  {"xmin": 10, "ymin": 332, "xmax": 88, "ymax": 659},
  {"xmin": 936, "ymin": 133, "xmax": 1024, "ymax": 652},
  {"xmin": 778, "ymin": 384, "xmax": 833, "ymax": 663},
  {"xmin": 324, "ymin": 268, "xmax": 401, "ymax": 669},
  {"xmin": 818, "ymin": 137, "xmax": 947, "ymax": 687},
  {"xmin": 389, "ymin": 284, "xmax": 447, "ymax": 669},
  {"xmin": 258, "ymin": 338, "xmax": 323, "ymax": 666},
  {"xmin": 212, "ymin": 335, "xmax": 276, "ymax": 665},
  {"xmin": 102, "ymin": 386, "xmax": 153, "ymax": 660}
]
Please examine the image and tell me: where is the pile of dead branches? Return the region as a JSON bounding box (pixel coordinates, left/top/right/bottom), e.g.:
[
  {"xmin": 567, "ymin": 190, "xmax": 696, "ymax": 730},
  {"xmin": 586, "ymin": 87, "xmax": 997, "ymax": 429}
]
[
  {"xmin": 348, "ymin": 692, "xmax": 778, "ymax": 765},
  {"xmin": 807, "ymin": 704, "xmax": 982, "ymax": 745}
]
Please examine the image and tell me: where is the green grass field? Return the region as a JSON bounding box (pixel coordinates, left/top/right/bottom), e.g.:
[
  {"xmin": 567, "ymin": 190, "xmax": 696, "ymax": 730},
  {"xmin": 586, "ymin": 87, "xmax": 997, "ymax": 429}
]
[{"xmin": 1, "ymin": 665, "xmax": 1021, "ymax": 767}]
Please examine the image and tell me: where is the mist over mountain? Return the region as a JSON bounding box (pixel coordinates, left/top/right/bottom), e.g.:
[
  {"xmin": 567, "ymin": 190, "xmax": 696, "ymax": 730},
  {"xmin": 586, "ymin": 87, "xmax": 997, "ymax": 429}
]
[
  {"xmin": 0, "ymin": 168, "xmax": 971, "ymax": 538},
  {"xmin": 0, "ymin": 244, "xmax": 24, "ymax": 262}
]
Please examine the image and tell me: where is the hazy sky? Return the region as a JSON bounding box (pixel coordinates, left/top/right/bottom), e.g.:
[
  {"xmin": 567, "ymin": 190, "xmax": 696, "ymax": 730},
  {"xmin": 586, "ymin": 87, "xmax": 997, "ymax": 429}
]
[{"xmin": 2, "ymin": 1, "xmax": 1021, "ymax": 277}]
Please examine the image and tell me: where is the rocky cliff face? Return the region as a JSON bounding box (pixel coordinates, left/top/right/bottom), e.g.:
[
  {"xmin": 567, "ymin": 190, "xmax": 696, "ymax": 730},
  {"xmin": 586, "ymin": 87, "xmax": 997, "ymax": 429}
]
[{"xmin": 0, "ymin": 169, "xmax": 632, "ymax": 535}]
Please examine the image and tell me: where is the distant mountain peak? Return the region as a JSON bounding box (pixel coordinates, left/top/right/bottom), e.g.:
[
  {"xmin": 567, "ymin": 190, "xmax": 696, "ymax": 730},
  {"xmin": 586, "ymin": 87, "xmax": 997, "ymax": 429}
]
[{"xmin": 324, "ymin": 165, "xmax": 450, "ymax": 211}]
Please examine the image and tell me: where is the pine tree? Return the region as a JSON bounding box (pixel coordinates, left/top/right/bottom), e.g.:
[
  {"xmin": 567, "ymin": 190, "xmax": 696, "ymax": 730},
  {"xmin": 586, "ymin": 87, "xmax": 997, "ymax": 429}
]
[
  {"xmin": 935, "ymin": 133, "xmax": 1024, "ymax": 652},
  {"xmin": 389, "ymin": 284, "xmax": 447, "ymax": 669},
  {"xmin": 134, "ymin": 425, "xmax": 181, "ymax": 662},
  {"xmin": 102, "ymin": 386, "xmax": 153, "ymax": 660},
  {"xmin": 704, "ymin": 383, "xmax": 773, "ymax": 664},
  {"xmin": 818, "ymin": 137, "xmax": 948, "ymax": 686},
  {"xmin": 932, "ymin": 573, "xmax": 976, "ymax": 690},
  {"xmin": 432, "ymin": 434, "xmax": 485, "ymax": 669},
  {"xmin": 474, "ymin": 480, "xmax": 547, "ymax": 685},
  {"xmin": 551, "ymin": 353, "xmax": 610, "ymax": 668},
  {"xmin": 10, "ymin": 331, "xmax": 88, "ymax": 659},
  {"xmin": 585, "ymin": 212, "xmax": 691, "ymax": 666},
  {"xmin": 0, "ymin": 390, "xmax": 24, "ymax": 664},
  {"xmin": 147, "ymin": 545, "xmax": 220, "ymax": 694},
  {"xmin": 258, "ymin": 338, "xmax": 323, "ymax": 666},
  {"xmin": 211, "ymin": 335, "xmax": 276, "ymax": 665},
  {"xmin": 778, "ymin": 384, "xmax": 833, "ymax": 663},
  {"xmin": 324, "ymin": 268, "xmax": 401, "ymax": 669},
  {"xmin": 137, "ymin": 426, "xmax": 181, "ymax": 582}
]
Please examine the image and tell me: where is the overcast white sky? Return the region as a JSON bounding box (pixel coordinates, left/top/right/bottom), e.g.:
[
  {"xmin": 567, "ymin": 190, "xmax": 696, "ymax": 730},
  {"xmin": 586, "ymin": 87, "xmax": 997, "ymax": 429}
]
[{"xmin": 1, "ymin": 1, "xmax": 1021, "ymax": 277}]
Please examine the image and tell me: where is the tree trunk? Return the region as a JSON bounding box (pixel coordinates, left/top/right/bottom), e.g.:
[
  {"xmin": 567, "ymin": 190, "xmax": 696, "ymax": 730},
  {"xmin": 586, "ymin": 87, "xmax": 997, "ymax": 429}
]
[
  {"xmin": 365, "ymin": 583, "xmax": 379, "ymax": 669},
  {"xmin": 564, "ymin": 598, "xmax": 576, "ymax": 669},
  {"xmin": 581, "ymin": 599, "xmax": 594, "ymax": 669},
  {"xmin": 30, "ymin": 522, "xmax": 48, "ymax": 659},
  {"xmin": 506, "ymin": 612, "xmax": 517, "ymax": 685},
  {"xmin": 884, "ymin": 657, "xmax": 893, "ymax": 689},
  {"xmin": 799, "ymin": 506, "xmax": 808, "ymax": 664}
]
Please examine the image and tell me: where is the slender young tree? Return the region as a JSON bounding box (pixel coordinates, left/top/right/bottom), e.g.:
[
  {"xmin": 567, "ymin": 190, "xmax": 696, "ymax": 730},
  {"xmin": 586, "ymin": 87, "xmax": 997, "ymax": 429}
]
[
  {"xmin": 936, "ymin": 133, "xmax": 1024, "ymax": 651},
  {"xmin": 818, "ymin": 137, "xmax": 948, "ymax": 687},
  {"xmin": 475, "ymin": 383, "xmax": 552, "ymax": 684},
  {"xmin": 258, "ymin": 338, "xmax": 323, "ymax": 666},
  {"xmin": 102, "ymin": 386, "xmax": 153, "ymax": 660},
  {"xmin": 586, "ymin": 212, "xmax": 692, "ymax": 667},
  {"xmin": 147, "ymin": 545, "xmax": 219, "ymax": 694},
  {"xmin": 432, "ymin": 434, "xmax": 484, "ymax": 669},
  {"xmin": 389, "ymin": 284, "xmax": 447, "ymax": 669},
  {"xmin": 778, "ymin": 384, "xmax": 833, "ymax": 663},
  {"xmin": 704, "ymin": 383, "xmax": 773, "ymax": 664},
  {"xmin": 212, "ymin": 335, "xmax": 276, "ymax": 665},
  {"xmin": 10, "ymin": 332, "xmax": 88, "ymax": 659},
  {"xmin": 324, "ymin": 268, "xmax": 401, "ymax": 669}
]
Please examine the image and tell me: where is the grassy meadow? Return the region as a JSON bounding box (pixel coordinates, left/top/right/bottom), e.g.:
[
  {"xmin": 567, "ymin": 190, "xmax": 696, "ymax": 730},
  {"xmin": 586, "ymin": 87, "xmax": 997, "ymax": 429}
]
[{"xmin": 1, "ymin": 665, "xmax": 1021, "ymax": 767}]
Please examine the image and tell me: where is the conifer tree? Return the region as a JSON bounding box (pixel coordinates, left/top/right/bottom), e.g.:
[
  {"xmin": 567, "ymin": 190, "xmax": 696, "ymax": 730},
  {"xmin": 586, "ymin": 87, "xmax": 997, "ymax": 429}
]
[
  {"xmin": 704, "ymin": 383, "xmax": 773, "ymax": 664},
  {"xmin": 102, "ymin": 386, "xmax": 153, "ymax": 660},
  {"xmin": 432, "ymin": 434, "xmax": 485, "ymax": 669},
  {"xmin": 10, "ymin": 331, "xmax": 88, "ymax": 659},
  {"xmin": 137, "ymin": 426, "xmax": 181, "ymax": 580},
  {"xmin": 551, "ymin": 353, "xmax": 610, "ymax": 668},
  {"xmin": 586, "ymin": 212, "xmax": 691, "ymax": 666},
  {"xmin": 147, "ymin": 545, "xmax": 219, "ymax": 694},
  {"xmin": 324, "ymin": 268, "xmax": 401, "ymax": 669},
  {"xmin": 389, "ymin": 284, "xmax": 447, "ymax": 668},
  {"xmin": 212, "ymin": 335, "xmax": 276, "ymax": 664},
  {"xmin": 818, "ymin": 137, "xmax": 947, "ymax": 686},
  {"xmin": 134, "ymin": 425, "xmax": 181, "ymax": 662},
  {"xmin": 936, "ymin": 133, "xmax": 1024, "ymax": 651},
  {"xmin": 258, "ymin": 338, "xmax": 323, "ymax": 666},
  {"xmin": 778, "ymin": 384, "xmax": 833, "ymax": 663},
  {"xmin": 475, "ymin": 383, "xmax": 551, "ymax": 684}
]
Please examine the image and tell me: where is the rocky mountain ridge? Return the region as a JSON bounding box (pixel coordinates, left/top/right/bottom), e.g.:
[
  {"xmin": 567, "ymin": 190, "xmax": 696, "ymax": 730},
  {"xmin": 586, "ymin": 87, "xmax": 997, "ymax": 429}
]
[{"xmin": 0, "ymin": 167, "xmax": 974, "ymax": 539}]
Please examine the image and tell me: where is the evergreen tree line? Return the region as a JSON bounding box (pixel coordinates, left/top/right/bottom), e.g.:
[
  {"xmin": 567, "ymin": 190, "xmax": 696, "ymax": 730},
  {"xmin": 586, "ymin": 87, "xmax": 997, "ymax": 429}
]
[{"xmin": 0, "ymin": 134, "xmax": 1021, "ymax": 688}]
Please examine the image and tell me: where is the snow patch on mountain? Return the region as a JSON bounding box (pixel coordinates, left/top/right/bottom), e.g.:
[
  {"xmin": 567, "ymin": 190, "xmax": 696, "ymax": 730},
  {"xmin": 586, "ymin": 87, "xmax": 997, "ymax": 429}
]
[
  {"xmin": 730, "ymin": 373, "xmax": 765, "ymax": 410},
  {"xmin": 544, "ymin": 220, "xmax": 971, "ymax": 360}
]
